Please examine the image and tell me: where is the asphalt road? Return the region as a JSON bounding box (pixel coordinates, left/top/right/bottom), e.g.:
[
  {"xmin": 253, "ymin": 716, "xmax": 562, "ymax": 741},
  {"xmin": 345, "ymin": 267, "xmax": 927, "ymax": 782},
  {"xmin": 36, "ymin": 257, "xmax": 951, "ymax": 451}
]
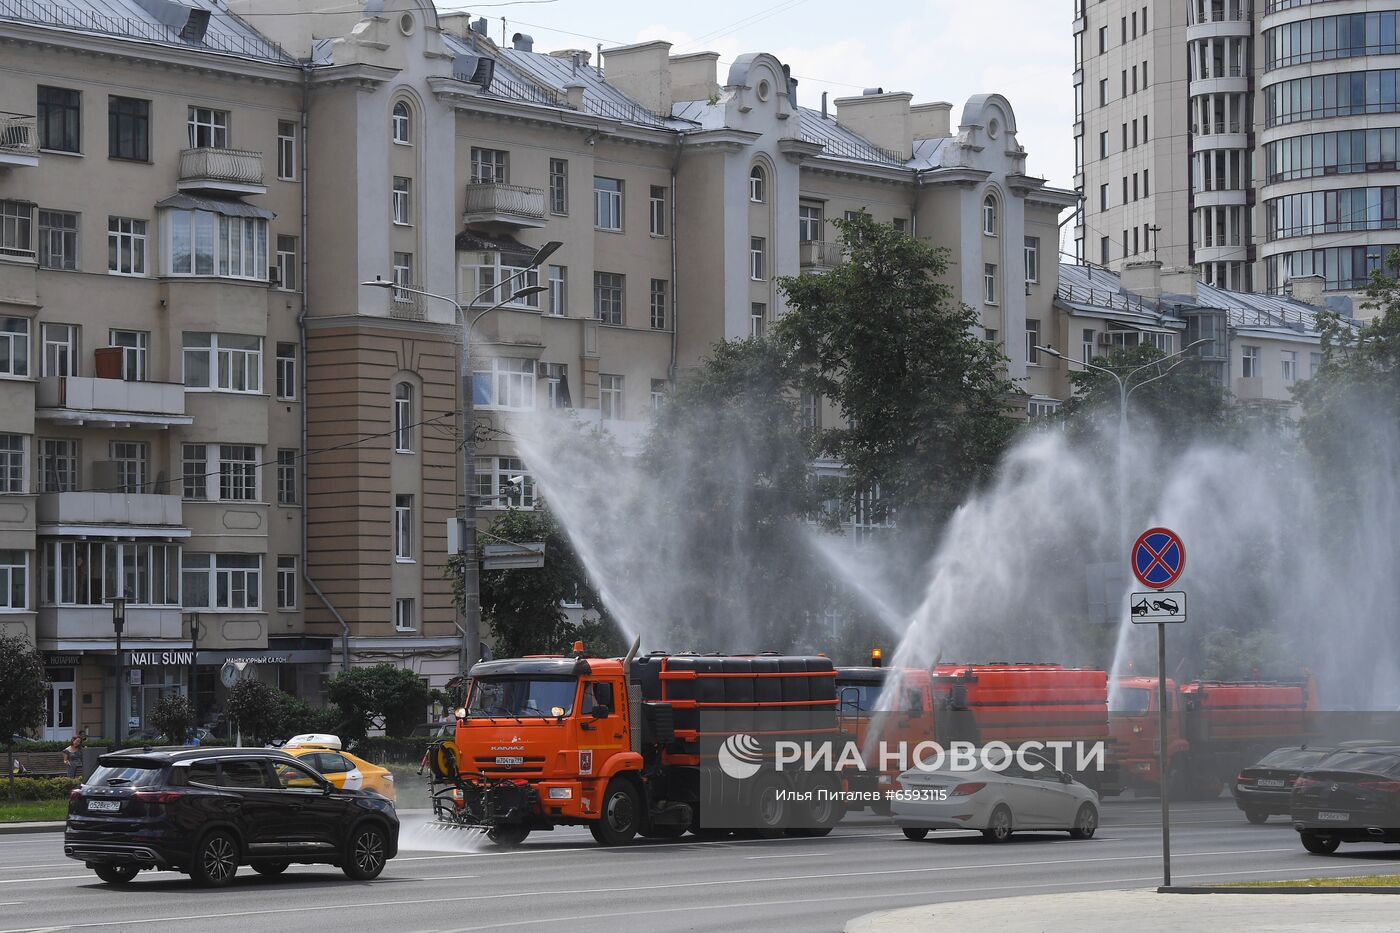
[{"xmin": 2, "ymin": 798, "xmax": 1397, "ymax": 933}]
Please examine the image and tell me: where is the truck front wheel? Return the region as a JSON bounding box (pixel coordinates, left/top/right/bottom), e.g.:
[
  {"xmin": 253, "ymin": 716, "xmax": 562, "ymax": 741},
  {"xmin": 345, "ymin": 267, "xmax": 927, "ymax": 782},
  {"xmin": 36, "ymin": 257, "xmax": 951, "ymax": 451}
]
[{"xmin": 589, "ymin": 779, "xmax": 641, "ymax": 846}]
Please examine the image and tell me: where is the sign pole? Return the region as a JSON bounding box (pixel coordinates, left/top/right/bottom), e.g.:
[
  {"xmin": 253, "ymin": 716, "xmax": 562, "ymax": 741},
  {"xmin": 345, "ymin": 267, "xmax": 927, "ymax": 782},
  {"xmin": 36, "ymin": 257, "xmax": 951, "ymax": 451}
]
[{"xmin": 1157, "ymin": 621, "xmax": 1171, "ymax": 887}]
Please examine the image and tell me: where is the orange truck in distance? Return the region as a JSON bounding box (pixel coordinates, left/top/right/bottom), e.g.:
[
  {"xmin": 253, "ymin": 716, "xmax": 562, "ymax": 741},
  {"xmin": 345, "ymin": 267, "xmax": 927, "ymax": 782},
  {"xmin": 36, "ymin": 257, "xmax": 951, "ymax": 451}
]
[{"xmin": 426, "ymin": 642, "xmax": 845, "ymax": 846}]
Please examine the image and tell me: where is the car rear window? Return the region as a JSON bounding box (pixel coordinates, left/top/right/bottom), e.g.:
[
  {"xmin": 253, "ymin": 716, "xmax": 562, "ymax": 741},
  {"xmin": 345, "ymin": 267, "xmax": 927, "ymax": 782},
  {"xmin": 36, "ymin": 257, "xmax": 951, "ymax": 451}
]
[
  {"xmin": 216, "ymin": 759, "xmax": 275, "ymax": 789},
  {"xmin": 87, "ymin": 762, "xmax": 166, "ymax": 788},
  {"xmin": 1256, "ymin": 747, "xmax": 1333, "ymax": 769},
  {"xmin": 1316, "ymin": 751, "xmax": 1400, "ymax": 776}
]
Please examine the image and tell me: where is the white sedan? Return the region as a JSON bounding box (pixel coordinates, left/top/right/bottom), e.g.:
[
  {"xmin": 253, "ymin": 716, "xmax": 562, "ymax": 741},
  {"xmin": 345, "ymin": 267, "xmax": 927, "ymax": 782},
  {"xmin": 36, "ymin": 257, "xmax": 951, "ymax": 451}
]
[{"xmin": 890, "ymin": 749, "xmax": 1099, "ymax": 842}]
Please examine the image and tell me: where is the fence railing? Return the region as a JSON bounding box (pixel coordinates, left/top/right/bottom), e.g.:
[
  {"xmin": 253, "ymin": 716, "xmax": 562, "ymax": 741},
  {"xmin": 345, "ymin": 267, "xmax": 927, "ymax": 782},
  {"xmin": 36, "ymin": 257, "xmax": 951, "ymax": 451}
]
[
  {"xmin": 463, "ymin": 183, "xmax": 546, "ymax": 222},
  {"xmin": 0, "ymin": 112, "xmax": 37, "ymax": 157},
  {"xmin": 178, "ymin": 148, "xmax": 265, "ymax": 185}
]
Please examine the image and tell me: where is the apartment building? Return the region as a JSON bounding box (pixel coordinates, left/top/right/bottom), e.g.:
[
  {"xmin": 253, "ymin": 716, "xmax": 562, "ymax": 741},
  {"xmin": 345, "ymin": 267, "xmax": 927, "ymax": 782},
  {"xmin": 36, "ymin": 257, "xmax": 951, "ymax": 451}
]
[
  {"xmin": 1073, "ymin": 0, "xmax": 1400, "ymax": 305},
  {"xmin": 0, "ymin": 0, "xmax": 1074, "ymax": 739}
]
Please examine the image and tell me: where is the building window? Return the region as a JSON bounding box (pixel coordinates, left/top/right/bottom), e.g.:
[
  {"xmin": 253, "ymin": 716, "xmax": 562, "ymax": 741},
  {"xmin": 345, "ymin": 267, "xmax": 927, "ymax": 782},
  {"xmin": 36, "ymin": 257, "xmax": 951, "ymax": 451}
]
[
  {"xmin": 0, "ymin": 435, "xmax": 23, "ymax": 493},
  {"xmin": 38, "ymin": 86, "xmax": 80, "ymax": 153},
  {"xmin": 273, "ymin": 342, "xmax": 296, "ymax": 400},
  {"xmin": 276, "ymin": 555, "xmax": 297, "ymax": 610},
  {"xmin": 474, "ymin": 456, "xmax": 535, "ymax": 510},
  {"xmin": 548, "ymin": 265, "xmax": 567, "ymax": 316},
  {"xmin": 182, "ymin": 553, "xmax": 260, "ymax": 610},
  {"xmin": 466, "ymin": 251, "xmax": 541, "ymax": 309},
  {"xmin": 43, "ymin": 542, "xmax": 179, "ymax": 607},
  {"xmin": 182, "ymin": 444, "xmax": 207, "ymax": 500},
  {"xmin": 37, "ymin": 210, "xmax": 78, "ymax": 271},
  {"xmin": 107, "ymin": 96, "xmax": 150, "ymax": 162},
  {"xmin": 0, "ymin": 551, "xmax": 23, "ymax": 610},
  {"xmin": 1099, "ymin": 236, "xmax": 1110, "ymax": 265},
  {"xmin": 277, "ymin": 120, "xmax": 296, "ymax": 180},
  {"xmin": 39, "ymin": 439, "xmax": 79, "ymax": 493},
  {"xmin": 1241, "ymin": 345, "xmax": 1260, "ymax": 378},
  {"xmin": 600, "ymin": 374, "xmax": 623, "ymax": 420},
  {"xmin": 649, "ymin": 185, "xmax": 668, "ymax": 236},
  {"xmin": 799, "ymin": 204, "xmax": 823, "ymax": 241},
  {"xmin": 1024, "ymin": 236, "xmax": 1039, "ymax": 284},
  {"xmin": 1281, "ymin": 350, "xmax": 1298, "ymax": 382},
  {"xmin": 650, "ymin": 279, "xmax": 667, "ymax": 329},
  {"xmin": 650, "ymin": 379, "xmax": 667, "ymax": 411},
  {"xmin": 183, "ymin": 332, "xmax": 262, "ymax": 393},
  {"xmin": 593, "ymin": 272, "xmax": 624, "ymax": 325},
  {"xmin": 472, "ymin": 358, "xmax": 535, "ymax": 411},
  {"xmin": 392, "ymin": 176, "xmax": 411, "ymax": 225},
  {"xmin": 1310, "ymin": 351, "xmax": 1323, "ymax": 378},
  {"xmin": 801, "ymin": 392, "xmax": 821, "ymax": 431},
  {"xmin": 594, "ymin": 177, "xmax": 623, "ymax": 231},
  {"xmin": 750, "ymin": 237, "xmax": 766, "ymax": 280},
  {"xmin": 750, "ymin": 302, "xmax": 766, "ymax": 338},
  {"xmin": 391, "ymin": 101, "xmax": 411, "ymax": 143},
  {"xmin": 1028, "ymin": 396, "xmax": 1060, "ymax": 419},
  {"xmin": 167, "ymin": 209, "xmax": 267, "ymax": 279},
  {"xmin": 983, "ymin": 263, "xmax": 997, "ymax": 304},
  {"xmin": 1098, "ymin": 131, "xmax": 1108, "ymax": 160},
  {"xmin": 41, "ymin": 323, "xmax": 78, "ymax": 378},
  {"xmin": 542, "ymin": 362, "xmax": 571, "ymax": 409},
  {"xmin": 1026, "ymin": 319, "xmax": 1041, "ymax": 364},
  {"xmin": 0, "ymin": 201, "xmax": 33, "ymax": 260},
  {"xmin": 0, "ymin": 318, "xmax": 26, "ymax": 378},
  {"xmin": 1082, "ymin": 328, "xmax": 1096, "ymax": 363},
  {"xmin": 749, "ymin": 165, "xmax": 767, "ymax": 202},
  {"xmin": 548, "ymin": 158, "xmax": 568, "ymax": 214},
  {"xmin": 1098, "ymin": 78, "xmax": 1107, "ymax": 106},
  {"xmin": 107, "ymin": 329, "xmax": 146, "ymax": 382},
  {"xmin": 107, "ymin": 216, "xmax": 147, "ymax": 275},
  {"xmin": 276, "ymin": 449, "xmax": 297, "ymax": 505},
  {"xmin": 217, "ymin": 444, "xmax": 257, "ymax": 501},
  {"xmin": 276, "ymin": 235, "xmax": 297, "ymax": 291},
  {"xmin": 186, "ymin": 107, "xmax": 228, "ymax": 149},
  {"xmin": 394, "ymin": 598, "xmax": 415, "ymax": 631},
  {"xmin": 392, "ymin": 252, "xmax": 414, "ymax": 302},
  {"xmin": 1098, "ymin": 25, "xmax": 1107, "ymax": 53},
  {"xmin": 109, "ymin": 441, "xmax": 147, "ymax": 493},
  {"xmin": 394, "ymin": 495, "xmax": 413, "ymax": 560},
  {"xmin": 982, "ymin": 195, "xmax": 998, "ymax": 235},
  {"xmin": 470, "ymin": 147, "xmax": 508, "ymax": 184},
  {"xmin": 393, "ymin": 382, "xmax": 413, "ymax": 451}
]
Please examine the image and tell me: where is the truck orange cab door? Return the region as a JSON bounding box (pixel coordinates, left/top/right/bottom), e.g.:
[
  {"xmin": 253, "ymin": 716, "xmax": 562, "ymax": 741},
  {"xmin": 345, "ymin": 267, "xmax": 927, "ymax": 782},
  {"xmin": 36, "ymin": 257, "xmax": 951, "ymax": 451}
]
[{"xmin": 580, "ymin": 680, "xmax": 627, "ymax": 748}]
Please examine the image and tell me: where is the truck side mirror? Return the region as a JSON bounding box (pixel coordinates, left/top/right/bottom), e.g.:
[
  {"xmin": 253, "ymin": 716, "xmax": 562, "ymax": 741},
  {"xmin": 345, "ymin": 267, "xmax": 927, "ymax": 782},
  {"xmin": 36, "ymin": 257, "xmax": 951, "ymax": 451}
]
[{"xmin": 591, "ymin": 706, "xmax": 611, "ymax": 719}]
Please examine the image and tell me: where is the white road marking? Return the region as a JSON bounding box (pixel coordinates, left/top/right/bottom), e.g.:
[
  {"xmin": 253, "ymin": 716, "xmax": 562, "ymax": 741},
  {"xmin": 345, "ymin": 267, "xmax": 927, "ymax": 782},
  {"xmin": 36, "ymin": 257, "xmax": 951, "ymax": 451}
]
[{"xmin": 743, "ymin": 853, "xmax": 823, "ymax": 860}]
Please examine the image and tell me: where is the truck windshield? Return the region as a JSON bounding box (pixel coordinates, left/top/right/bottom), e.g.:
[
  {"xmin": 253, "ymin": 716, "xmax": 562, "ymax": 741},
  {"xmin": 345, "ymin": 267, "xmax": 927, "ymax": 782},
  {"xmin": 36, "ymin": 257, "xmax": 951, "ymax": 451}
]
[
  {"xmin": 1115, "ymin": 688, "xmax": 1152, "ymax": 715},
  {"xmin": 468, "ymin": 677, "xmax": 577, "ymax": 718}
]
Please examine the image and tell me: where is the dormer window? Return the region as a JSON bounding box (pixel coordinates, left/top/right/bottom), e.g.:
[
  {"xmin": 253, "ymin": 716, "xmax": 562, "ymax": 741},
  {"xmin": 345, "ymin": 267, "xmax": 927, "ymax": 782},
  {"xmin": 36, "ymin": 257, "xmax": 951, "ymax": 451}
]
[
  {"xmin": 982, "ymin": 195, "xmax": 998, "ymax": 236},
  {"xmin": 749, "ymin": 165, "xmax": 767, "ymax": 203},
  {"xmin": 392, "ymin": 102, "xmax": 411, "ymax": 144}
]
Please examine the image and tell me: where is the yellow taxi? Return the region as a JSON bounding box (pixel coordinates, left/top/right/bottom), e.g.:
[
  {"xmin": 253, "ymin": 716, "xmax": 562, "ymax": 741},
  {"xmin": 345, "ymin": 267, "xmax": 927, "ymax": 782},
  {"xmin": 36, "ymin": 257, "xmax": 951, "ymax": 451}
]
[{"xmin": 281, "ymin": 734, "xmax": 397, "ymax": 803}]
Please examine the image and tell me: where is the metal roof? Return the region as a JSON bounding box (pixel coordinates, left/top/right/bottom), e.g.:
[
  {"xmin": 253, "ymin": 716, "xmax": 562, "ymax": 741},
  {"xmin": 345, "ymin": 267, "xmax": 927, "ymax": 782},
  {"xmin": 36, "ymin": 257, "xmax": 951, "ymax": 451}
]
[{"xmin": 0, "ymin": 0, "xmax": 295, "ymax": 63}]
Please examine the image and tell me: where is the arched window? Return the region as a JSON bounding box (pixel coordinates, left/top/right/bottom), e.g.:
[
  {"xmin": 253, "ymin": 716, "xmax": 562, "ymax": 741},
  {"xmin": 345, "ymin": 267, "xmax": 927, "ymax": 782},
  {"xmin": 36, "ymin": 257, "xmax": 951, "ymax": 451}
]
[
  {"xmin": 982, "ymin": 195, "xmax": 998, "ymax": 236},
  {"xmin": 393, "ymin": 382, "xmax": 413, "ymax": 452},
  {"xmin": 392, "ymin": 102, "xmax": 411, "ymax": 145},
  {"xmin": 749, "ymin": 165, "xmax": 767, "ymax": 203}
]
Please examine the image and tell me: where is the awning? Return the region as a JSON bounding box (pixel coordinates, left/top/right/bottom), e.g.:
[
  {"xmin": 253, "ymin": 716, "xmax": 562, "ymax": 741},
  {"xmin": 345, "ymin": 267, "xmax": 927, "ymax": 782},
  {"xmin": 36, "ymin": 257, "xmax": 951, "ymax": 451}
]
[
  {"xmin": 454, "ymin": 229, "xmax": 530, "ymax": 253},
  {"xmin": 155, "ymin": 193, "xmax": 275, "ymax": 220}
]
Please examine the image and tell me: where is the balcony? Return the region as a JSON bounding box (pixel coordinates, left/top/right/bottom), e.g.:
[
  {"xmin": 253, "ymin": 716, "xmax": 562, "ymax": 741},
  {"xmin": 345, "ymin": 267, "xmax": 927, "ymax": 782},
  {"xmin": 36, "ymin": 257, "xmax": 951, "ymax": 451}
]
[
  {"xmin": 0, "ymin": 113, "xmax": 38, "ymax": 168},
  {"xmin": 462, "ymin": 183, "xmax": 547, "ymax": 229},
  {"xmin": 37, "ymin": 492, "xmax": 186, "ymax": 536},
  {"xmin": 36, "ymin": 376, "xmax": 192, "ymax": 428},
  {"xmin": 799, "ymin": 240, "xmax": 846, "ymax": 270},
  {"xmin": 177, "ymin": 147, "xmax": 266, "ymax": 195}
]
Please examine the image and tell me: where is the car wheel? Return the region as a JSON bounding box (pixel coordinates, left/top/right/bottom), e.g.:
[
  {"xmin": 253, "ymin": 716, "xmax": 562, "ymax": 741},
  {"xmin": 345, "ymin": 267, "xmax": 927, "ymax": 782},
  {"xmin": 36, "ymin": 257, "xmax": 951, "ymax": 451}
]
[
  {"xmin": 1069, "ymin": 803, "xmax": 1098, "ymax": 840},
  {"xmin": 93, "ymin": 864, "xmax": 140, "ymax": 885},
  {"xmin": 982, "ymin": 805, "xmax": 1013, "ymax": 843},
  {"xmin": 795, "ymin": 784, "xmax": 843, "ymax": 837},
  {"xmin": 486, "ymin": 826, "xmax": 531, "ymax": 848},
  {"xmin": 1244, "ymin": 809, "xmax": 1269, "ymax": 825},
  {"xmin": 252, "ymin": 861, "xmax": 290, "ymax": 876},
  {"xmin": 190, "ymin": 831, "xmax": 240, "ymax": 887},
  {"xmin": 589, "ymin": 779, "xmax": 641, "ymax": 846},
  {"xmin": 751, "ymin": 778, "xmax": 789, "ymax": 839},
  {"xmin": 343, "ymin": 823, "xmax": 389, "ymax": 880},
  {"xmin": 902, "ymin": 828, "xmax": 929, "ymax": 841},
  {"xmin": 1300, "ymin": 833, "xmax": 1341, "ymax": 855}
]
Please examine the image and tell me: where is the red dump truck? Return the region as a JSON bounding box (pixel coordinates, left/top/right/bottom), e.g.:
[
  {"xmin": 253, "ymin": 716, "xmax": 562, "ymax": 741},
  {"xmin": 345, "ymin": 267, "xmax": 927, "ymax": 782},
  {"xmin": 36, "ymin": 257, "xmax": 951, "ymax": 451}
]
[
  {"xmin": 1109, "ymin": 673, "xmax": 1319, "ymax": 798},
  {"xmin": 836, "ymin": 661, "xmax": 1122, "ymax": 799}
]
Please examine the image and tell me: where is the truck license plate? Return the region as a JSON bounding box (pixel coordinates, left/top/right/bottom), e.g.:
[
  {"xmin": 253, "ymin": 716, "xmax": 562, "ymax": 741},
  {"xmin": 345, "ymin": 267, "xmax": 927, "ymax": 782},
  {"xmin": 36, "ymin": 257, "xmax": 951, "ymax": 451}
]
[
  {"xmin": 87, "ymin": 800, "xmax": 121, "ymax": 812},
  {"xmin": 1257, "ymin": 779, "xmax": 1285, "ymax": 788},
  {"xmin": 1318, "ymin": 811, "xmax": 1349, "ymax": 821},
  {"xmin": 494, "ymin": 756, "xmax": 524, "ymax": 766}
]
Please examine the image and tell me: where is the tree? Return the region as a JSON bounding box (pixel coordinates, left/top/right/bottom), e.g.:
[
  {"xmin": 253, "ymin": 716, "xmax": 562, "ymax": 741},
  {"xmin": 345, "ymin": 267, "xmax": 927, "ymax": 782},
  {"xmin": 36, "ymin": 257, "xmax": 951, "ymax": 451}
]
[
  {"xmin": 224, "ymin": 679, "xmax": 284, "ymax": 745},
  {"xmin": 0, "ymin": 635, "xmax": 47, "ymax": 799},
  {"xmin": 326, "ymin": 664, "xmax": 430, "ymax": 740},
  {"xmin": 775, "ymin": 213, "xmax": 1020, "ymax": 530},
  {"xmin": 148, "ymin": 693, "xmax": 195, "ymax": 745}
]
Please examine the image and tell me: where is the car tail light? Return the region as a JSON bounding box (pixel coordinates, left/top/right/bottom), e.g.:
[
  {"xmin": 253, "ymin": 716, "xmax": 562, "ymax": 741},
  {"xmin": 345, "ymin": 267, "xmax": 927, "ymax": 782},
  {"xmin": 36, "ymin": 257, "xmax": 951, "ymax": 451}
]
[
  {"xmin": 1357, "ymin": 781, "xmax": 1400, "ymax": 795},
  {"xmin": 1236, "ymin": 774, "xmax": 1255, "ymax": 786},
  {"xmin": 949, "ymin": 782, "xmax": 986, "ymax": 797},
  {"xmin": 133, "ymin": 791, "xmax": 182, "ymax": 805},
  {"xmin": 69, "ymin": 788, "xmax": 82, "ymax": 802},
  {"xmin": 889, "ymin": 778, "xmax": 902, "ymax": 792},
  {"xmin": 1293, "ymin": 776, "xmax": 1320, "ymax": 790}
]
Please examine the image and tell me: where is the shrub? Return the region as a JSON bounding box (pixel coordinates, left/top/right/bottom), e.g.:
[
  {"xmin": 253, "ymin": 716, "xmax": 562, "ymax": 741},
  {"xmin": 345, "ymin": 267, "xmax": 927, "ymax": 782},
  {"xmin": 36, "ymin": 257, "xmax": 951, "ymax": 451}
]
[
  {"xmin": 353, "ymin": 737, "xmax": 432, "ymax": 764},
  {"xmin": 5, "ymin": 777, "xmax": 79, "ymax": 800}
]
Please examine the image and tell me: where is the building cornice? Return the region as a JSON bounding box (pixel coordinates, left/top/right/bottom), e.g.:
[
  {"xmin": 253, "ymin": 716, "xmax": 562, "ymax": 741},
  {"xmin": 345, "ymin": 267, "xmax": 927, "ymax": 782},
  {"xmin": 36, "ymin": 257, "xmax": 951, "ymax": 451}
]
[
  {"xmin": 915, "ymin": 167, "xmax": 992, "ymax": 189},
  {"xmin": 307, "ymin": 62, "xmax": 399, "ymax": 90},
  {"xmin": 304, "ymin": 313, "xmax": 464, "ymax": 340},
  {"xmin": 801, "ymin": 159, "xmax": 915, "ymax": 185},
  {"xmin": 676, "ymin": 127, "xmax": 762, "ymax": 153},
  {"xmin": 777, "ymin": 137, "xmax": 826, "ymax": 162}
]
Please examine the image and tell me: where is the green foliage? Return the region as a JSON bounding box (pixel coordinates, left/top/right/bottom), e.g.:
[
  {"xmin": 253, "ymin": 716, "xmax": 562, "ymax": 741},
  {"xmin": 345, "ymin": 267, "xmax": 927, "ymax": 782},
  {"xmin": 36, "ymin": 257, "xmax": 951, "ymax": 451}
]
[
  {"xmin": 1201, "ymin": 628, "xmax": 1299, "ymax": 681},
  {"xmin": 326, "ymin": 664, "xmax": 430, "ymax": 741},
  {"xmin": 0, "ymin": 635, "xmax": 48, "ymax": 799},
  {"xmin": 2, "ymin": 776, "xmax": 80, "ymax": 800},
  {"xmin": 775, "ymin": 213, "xmax": 1020, "ymax": 528},
  {"xmin": 224, "ymin": 679, "xmax": 285, "ymax": 744},
  {"xmin": 148, "ymin": 694, "xmax": 195, "ymax": 744}
]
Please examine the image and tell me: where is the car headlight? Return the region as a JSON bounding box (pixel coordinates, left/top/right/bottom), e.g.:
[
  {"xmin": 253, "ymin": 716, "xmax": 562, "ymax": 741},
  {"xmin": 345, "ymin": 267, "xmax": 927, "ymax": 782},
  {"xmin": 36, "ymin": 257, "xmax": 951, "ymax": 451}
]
[
  {"xmin": 383, "ymin": 773, "xmax": 394, "ymax": 782},
  {"xmin": 547, "ymin": 787, "xmax": 572, "ymax": 800}
]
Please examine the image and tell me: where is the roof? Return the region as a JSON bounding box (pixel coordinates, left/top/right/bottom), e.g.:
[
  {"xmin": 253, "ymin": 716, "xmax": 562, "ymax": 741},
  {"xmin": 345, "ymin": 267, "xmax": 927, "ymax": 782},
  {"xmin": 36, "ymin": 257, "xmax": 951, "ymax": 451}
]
[
  {"xmin": 469, "ymin": 657, "xmax": 592, "ymax": 678},
  {"xmin": 797, "ymin": 107, "xmax": 915, "ymax": 169},
  {"xmin": 155, "ymin": 193, "xmax": 275, "ymax": 220},
  {"xmin": 0, "ymin": 0, "xmax": 295, "ymax": 64},
  {"xmin": 97, "ymin": 746, "xmax": 301, "ymax": 762}
]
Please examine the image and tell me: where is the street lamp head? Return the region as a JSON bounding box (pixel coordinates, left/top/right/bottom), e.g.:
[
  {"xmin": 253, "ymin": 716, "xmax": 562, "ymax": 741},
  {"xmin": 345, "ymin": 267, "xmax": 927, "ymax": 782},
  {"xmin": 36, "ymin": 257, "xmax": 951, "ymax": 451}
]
[
  {"xmin": 529, "ymin": 240, "xmax": 563, "ymax": 267},
  {"xmin": 1037, "ymin": 345, "xmax": 1064, "ymax": 359},
  {"xmin": 360, "ymin": 276, "xmax": 393, "ymax": 288},
  {"xmin": 511, "ymin": 284, "xmax": 549, "ymax": 301},
  {"xmin": 110, "ymin": 597, "xmax": 126, "ymax": 623}
]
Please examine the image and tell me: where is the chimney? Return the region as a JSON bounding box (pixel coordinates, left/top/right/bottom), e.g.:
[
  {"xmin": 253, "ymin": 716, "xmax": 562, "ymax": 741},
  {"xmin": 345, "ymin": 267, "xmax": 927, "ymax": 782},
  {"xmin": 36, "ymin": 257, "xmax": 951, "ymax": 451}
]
[
  {"xmin": 471, "ymin": 17, "xmax": 488, "ymax": 36},
  {"xmin": 563, "ymin": 81, "xmax": 585, "ymax": 110},
  {"xmin": 1287, "ymin": 273, "xmax": 1325, "ymax": 307},
  {"xmin": 1159, "ymin": 267, "xmax": 1198, "ymax": 301},
  {"xmin": 669, "ymin": 51, "xmax": 720, "ymax": 102},
  {"xmin": 910, "ymin": 101, "xmax": 953, "ymax": 140},
  {"xmin": 820, "ymin": 91, "xmax": 828, "ymax": 119},
  {"xmin": 833, "ymin": 90, "xmax": 914, "ymax": 159},
  {"xmin": 602, "ymin": 40, "xmax": 673, "ymax": 115},
  {"xmin": 1120, "ymin": 259, "xmax": 1163, "ymax": 299},
  {"xmin": 511, "ymin": 33, "xmax": 534, "ymax": 52},
  {"xmin": 783, "ymin": 64, "xmax": 797, "ymax": 110}
]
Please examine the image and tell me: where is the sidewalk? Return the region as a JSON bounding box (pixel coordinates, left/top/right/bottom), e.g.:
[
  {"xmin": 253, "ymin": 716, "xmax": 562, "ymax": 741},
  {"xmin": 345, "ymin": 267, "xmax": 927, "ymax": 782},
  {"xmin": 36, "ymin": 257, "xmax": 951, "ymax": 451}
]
[
  {"xmin": 845, "ymin": 889, "xmax": 1396, "ymax": 932},
  {"xmin": 0, "ymin": 821, "xmax": 63, "ymax": 835}
]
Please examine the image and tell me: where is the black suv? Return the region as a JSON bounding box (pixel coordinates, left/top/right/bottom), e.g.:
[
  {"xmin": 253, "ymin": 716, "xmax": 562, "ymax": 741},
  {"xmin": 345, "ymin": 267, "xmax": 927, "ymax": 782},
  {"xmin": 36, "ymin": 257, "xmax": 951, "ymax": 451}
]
[{"xmin": 65, "ymin": 747, "xmax": 398, "ymax": 886}]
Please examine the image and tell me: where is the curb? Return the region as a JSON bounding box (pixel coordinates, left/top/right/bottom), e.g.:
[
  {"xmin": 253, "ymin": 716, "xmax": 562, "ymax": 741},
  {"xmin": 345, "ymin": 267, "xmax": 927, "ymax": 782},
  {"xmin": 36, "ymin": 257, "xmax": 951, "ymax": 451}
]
[
  {"xmin": 0, "ymin": 822, "xmax": 64, "ymax": 835},
  {"xmin": 1160, "ymin": 885, "xmax": 1400, "ymax": 895}
]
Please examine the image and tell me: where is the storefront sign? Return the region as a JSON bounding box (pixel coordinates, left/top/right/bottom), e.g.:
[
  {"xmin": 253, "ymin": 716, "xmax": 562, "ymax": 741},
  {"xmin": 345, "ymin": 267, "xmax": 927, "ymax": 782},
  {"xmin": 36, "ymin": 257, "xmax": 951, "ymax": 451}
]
[
  {"xmin": 126, "ymin": 650, "xmax": 195, "ymax": 666},
  {"xmin": 46, "ymin": 654, "xmax": 83, "ymax": 666},
  {"xmin": 128, "ymin": 669, "xmax": 142, "ymax": 686}
]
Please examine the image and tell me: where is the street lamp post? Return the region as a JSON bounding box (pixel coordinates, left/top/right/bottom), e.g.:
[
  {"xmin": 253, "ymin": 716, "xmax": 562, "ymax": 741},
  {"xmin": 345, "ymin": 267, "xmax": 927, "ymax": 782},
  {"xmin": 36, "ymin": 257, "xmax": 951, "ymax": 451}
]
[
  {"xmin": 362, "ymin": 241, "xmax": 559, "ymax": 685},
  {"xmin": 187, "ymin": 611, "xmax": 200, "ymax": 739},
  {"xmin": 110, "ymin": 598, "xmax": 126, "ymax": 744}
]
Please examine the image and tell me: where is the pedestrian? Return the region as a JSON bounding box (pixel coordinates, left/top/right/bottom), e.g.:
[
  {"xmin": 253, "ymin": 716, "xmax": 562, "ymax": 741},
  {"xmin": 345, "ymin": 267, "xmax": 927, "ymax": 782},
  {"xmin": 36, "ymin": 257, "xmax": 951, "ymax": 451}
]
[{"xmin": 63, "ymin": 735, "xmax": 82, "ymax": 778}]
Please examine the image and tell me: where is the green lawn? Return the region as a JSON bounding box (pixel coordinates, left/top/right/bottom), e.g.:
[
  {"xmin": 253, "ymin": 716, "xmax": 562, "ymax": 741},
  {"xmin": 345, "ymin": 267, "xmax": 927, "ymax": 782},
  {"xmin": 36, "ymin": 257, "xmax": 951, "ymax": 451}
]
[
  {"xmin": 0, "ymin": 800, "xmax": 68, "ymax": 823},
  {"xmin": 1224, "ymin": 874, "xmax": 1400, "ymax": 888}
]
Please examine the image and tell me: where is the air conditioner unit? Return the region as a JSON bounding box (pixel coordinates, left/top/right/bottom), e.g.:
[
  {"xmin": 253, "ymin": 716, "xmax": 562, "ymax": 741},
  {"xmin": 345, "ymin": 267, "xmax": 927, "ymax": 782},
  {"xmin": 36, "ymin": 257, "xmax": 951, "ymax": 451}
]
[{"xmin": 268, "ymin": 266, "xmax": 280, "ymax": 287}]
